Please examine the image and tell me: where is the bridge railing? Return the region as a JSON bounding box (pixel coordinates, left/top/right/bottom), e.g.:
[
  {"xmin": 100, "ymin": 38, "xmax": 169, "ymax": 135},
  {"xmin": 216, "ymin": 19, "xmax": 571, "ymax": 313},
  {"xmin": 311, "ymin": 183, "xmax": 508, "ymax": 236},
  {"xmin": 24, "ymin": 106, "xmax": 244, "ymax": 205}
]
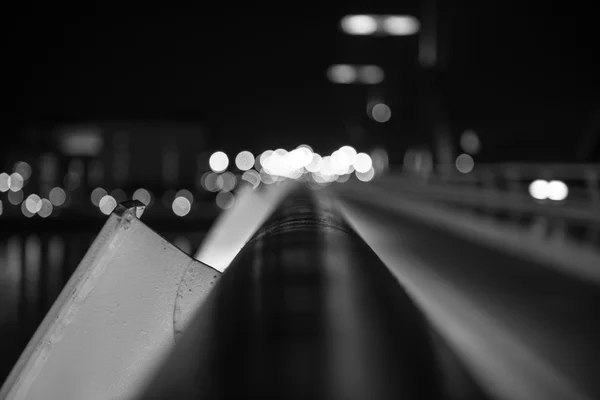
[{"xmin": 379, "ymin": 163, "xmax": 600, "ymax": 247}]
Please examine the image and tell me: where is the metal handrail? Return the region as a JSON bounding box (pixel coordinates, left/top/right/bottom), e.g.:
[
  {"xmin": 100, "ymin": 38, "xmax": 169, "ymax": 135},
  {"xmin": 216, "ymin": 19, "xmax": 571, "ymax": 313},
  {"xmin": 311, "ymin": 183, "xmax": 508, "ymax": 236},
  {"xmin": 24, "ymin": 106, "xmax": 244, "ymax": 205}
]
[
  {"xmin": 398, "ymin": 162, "xmax": 600, "ymax": 181},
  {"xmin": 357, "ymin": 175, "xmax": 600, "ymax": 227}
]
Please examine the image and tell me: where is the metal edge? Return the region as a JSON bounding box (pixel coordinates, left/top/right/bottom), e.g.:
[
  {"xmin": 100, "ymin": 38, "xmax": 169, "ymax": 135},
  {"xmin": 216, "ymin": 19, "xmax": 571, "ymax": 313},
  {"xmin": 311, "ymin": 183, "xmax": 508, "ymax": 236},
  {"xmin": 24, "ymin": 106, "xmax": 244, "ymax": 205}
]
[{"xmin": 0, "ymin": 201, "xmax": 216, "ymax": 399}]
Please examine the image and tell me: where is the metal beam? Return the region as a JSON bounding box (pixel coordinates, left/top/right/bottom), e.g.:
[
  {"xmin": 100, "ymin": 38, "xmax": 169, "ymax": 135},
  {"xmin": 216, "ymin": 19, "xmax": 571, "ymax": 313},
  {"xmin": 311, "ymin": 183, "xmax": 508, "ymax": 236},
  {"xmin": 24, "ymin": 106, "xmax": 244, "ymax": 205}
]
[
  {"xmin": 1, "ymin": 201, "xmax": 220, "ymax": 400},
  {"xmin": 136, "ymin": 189, "xmax": 444, "ymax": 399}
]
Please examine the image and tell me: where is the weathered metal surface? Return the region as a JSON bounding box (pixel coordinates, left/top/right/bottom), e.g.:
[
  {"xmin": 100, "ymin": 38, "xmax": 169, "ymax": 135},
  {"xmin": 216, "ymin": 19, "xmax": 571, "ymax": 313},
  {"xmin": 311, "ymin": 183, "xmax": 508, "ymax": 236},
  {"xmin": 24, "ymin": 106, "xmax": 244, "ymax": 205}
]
[
  {"xmin": 173, "ymin": 261, "xmax": 219, "ymax": 340},
  {"xmin": 0, "ymin": 201, "xmax": 220, "ymax": 400}
]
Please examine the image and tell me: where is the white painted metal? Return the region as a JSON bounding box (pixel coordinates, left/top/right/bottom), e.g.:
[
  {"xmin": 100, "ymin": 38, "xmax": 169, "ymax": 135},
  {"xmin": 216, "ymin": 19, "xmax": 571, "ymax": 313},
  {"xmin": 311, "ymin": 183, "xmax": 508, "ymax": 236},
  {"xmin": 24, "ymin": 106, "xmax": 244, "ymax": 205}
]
[
  {"xmin": 173, "ymin": 260, "xmax": 220, "ymax": 339},
  {"xmin": 194, "ymin": 181, "xmax": 296, "ymax": 272},
  {"xmin": 0, "ymin": 203, "xmax": 220, "ymax": 400}
]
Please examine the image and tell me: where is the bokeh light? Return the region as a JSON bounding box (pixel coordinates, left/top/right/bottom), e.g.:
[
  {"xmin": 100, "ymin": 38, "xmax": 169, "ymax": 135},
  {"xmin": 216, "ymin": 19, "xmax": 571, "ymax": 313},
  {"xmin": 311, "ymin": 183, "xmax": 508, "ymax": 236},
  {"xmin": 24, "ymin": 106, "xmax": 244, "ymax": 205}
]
[
  {"xmin": 49, "ymin": 187, "xmax": 67, "ymax": 206},
  {"xmin": 133, "ymin": 188, "xmax": 152, "ymax": 206},
  {"xmin": 209, "ymin": 151, "xmax": 229, "ymax": 173},
  {"xmin": 260, "ymin": 150, "xmax": 274, "ymax": 167},
  {"xmin": 241, "ymin": 170, "xmax": 261, "ymax": 189},
  {"xmin": 340, "ymin": 15, "xmax": 378, "ymax": 35},
  {"xmin": 353, "ymin": 153, "xmax": 373, "ymax": 173},
  {"xmin": 305, "ymin": 154, "xmax": 323, "ymax": 173},
  {"xmin": 381, "ymin": 15, "xmax": 420, "ymax": 35},
  {"xmin": 254, "ymin": 153, "xmax": 263, "ymax": 170},
  {"xmin": 91, "ymin": 188, "xmax": 108, "ymax": 207},
  {"xmin": 0, "ymin": 173, "xmax": 10, "ymax": 192},
  {"xmin": 235, "ymin": 151, "xmax": 255, "ymax": 171},
  {"xmin": 172, "ymin": 196, "xmax": 191, "ymax": 217},
  {"xmin": 297, "ymin": 144, "xmax": 313, "ymax": 152},
  {"xmin": 548, "ymin": 180, "xmax": 569, "ymax": 201},
  {"xmin": 336, "ymin": 174, "xmax": 351, "ymax": 183},
  {"xmin": 529, "ymin": 180, "xmax": 548, "ymax": 200},
  {"xmin": 8, "ymin": 190, "xmax": 24, "ymax": 205},
  {"xmin": 299, "ymin": 146, "xmax": 314, "ymax": 165},
  {"xmin": 21, "ymin": 202, "xmax": 34, "ymax": 218},
  {"xmin": 14, "ymin": 161, "xmax": 32, "ymax": 180},
  {"xmin": 371, "ymin": 103, "xmax": 391, "ymax": 123},
  {"xmin": 339, "ymin": 146, "xmax": 358, "ymax": 165},
  {"xmin": 0, "ymin": 200, "xmax": 3, "ymax": 216},
  {"xmin": 460, "ymin": 129, "xmax": 481, "ymax": 154},
  {"xmin": 99, "ymin": 195, "xmax": 117, "ymax": 215},
  {"xmin": 455, "ymin": 153, "xmax": 474, "ymax": 174},
  {"xmin": 216, "ymin": 191, "xmax": 235, "ymax": 209},
  {"xmin": 320, "ymin": 156, "xmax": 334, "ymax": 176},
  {"xmin": 356, "ymin": 167, "xmax": 375, "ymax": 182},
  {"xmin": 182, "ymin": 145, "xmax": 384, "ymax": 186},
  {"xmin": 9, "ymin": 173, "xmax": 24, "ymax": 192},
  {"xmin": 313, "ymin": 170, "xmax": 335, "ymax": 184},
  {"xmin": 202, "ymin": 172, "xmax": 222, "ymax": 192},
  {"xmin": 111, "ymin": 189, "xmax": 127, "ymax": 203},
  {"xmin": 259, "ymin": 169, "xmax": 277, "ymax": 184},
  {"xmin": 176, "ymin": 189, "xmax": 194, "ymax": 204},
  {"xmin": 327, "ymin": 64, "xmax": 357, "ymax": 84},
  {"xmin": 218, "ymin": 172, "xmax": 237, "ymax": 192},
  {"xmin": 263, "ymin": 149, "xmax": 300, "ymax": 178},
  {"xmin": 288, "ymin": 148, "xmax": 309, "ymax": 169},
  {"xmin": 25, "ymin": 194, "xmax": 43, "ymax": 214},
  {"xmin": 38, "ymin": 199, "xmax": 53, "ymax": 218},
  {"xmin": 357, "ymin": 65, "xmax": 384, "ymax": 84},
  {"xmin": 331, "ymin": 150, "xmax": 351, "ymax": 175}
]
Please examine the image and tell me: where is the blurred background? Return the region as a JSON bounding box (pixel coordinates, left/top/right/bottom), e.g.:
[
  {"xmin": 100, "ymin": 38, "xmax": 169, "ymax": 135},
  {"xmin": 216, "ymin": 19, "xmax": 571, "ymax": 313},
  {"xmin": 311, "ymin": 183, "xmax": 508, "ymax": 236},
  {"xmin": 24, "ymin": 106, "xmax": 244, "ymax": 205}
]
[{"xmin": 1, "ymin": 0, "xmax": 600, "ymax": 383}]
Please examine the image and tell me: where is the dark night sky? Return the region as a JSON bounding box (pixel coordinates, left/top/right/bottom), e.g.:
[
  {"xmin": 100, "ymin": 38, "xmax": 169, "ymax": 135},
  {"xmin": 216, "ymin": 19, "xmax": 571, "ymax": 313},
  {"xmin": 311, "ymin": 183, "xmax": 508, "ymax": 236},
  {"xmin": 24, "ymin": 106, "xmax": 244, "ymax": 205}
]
[{"xmin": 4, "ymin": 1, "xmax": 599, "ymax": 162}]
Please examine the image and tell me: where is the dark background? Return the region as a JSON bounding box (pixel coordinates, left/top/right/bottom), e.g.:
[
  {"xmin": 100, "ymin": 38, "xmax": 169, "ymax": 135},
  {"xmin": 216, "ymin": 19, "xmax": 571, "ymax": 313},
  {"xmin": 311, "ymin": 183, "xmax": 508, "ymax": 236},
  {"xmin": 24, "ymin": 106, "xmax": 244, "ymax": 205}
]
[
  {"xmin": 1, "ymin": 0, "xmax": 599, "ymax": 386},
  {"xmin": 4, "ymin": 1, "xmax": 599, "ymax": 161}
]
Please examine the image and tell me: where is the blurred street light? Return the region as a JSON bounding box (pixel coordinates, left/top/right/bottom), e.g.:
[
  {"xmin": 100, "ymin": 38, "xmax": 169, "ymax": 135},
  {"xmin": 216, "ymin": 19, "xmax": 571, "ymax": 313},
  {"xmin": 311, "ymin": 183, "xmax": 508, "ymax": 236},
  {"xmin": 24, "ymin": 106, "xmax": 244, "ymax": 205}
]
[
  {"xmin": 381, "ymin": 16, "xmax": 420, "ymax": 36},
  {"xmin": 327, "ymin": 64, "xmax": 357, "ymax": 84},
  {"xmin": 357, "ymin": 65, "xmax": 384, "ymax": 84},
  {"xmin": 340, "ymin": 15, "xmax": 378, "ymax": 35},
  {"xmin": 340, "ymin": 15, "xmax": 420, "ymax": 36},
  {"xmin": 327, "ymin": 64, "xmax": 384, "ymax": 84},
  {"xmin": 455, "ymin": 153, "xmax": 474, "ymax": 174},
  {"xmin": 209, "ymin": 151, "xmax": 229, "ymax": 173},
  {"xmin": 370, "ymin": 103, "xmax": 392, "ymax": 123},
  {"xmin": 460, "ymin": 129, "xmax": 481, "ymax": 154},
  {"xmin": 530, "ymin": 180, "xmax": 569, "ymax": 201}
]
